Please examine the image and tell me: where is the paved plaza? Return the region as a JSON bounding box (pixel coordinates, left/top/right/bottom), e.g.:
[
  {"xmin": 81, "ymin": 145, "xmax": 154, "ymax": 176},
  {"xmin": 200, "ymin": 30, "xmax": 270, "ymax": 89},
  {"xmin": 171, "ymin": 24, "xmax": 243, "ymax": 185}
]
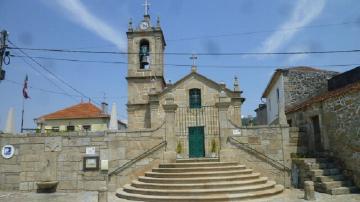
[{"xmin": 1, "ymin": 189, "xmax": 359, "ymax": 202}]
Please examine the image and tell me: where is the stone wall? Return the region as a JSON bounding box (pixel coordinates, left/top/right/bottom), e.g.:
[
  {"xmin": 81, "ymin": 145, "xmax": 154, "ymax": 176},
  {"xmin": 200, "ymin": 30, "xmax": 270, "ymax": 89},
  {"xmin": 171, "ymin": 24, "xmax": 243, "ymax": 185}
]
[
  {"xmin": 220, "ymin": 123, "xmax": 303, "ymax": 188},
  {"xmin": 287, "ymin": 89, "xmax": 360, "ymax": 187},
  {"xmin": 283, "ymin": 70, "xmax": 338, "ymax": 108},
  {"xmin": 0, "ymin": 127, "xmax": 166, "ymax": 192}
]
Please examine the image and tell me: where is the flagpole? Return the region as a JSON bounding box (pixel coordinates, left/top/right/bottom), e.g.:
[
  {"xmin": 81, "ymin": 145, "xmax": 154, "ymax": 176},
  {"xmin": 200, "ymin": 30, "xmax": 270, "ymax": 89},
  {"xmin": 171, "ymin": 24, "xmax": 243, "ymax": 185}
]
[{"xmin": 21, "ymin": 95, "xmax": 25, "ymax": 133}]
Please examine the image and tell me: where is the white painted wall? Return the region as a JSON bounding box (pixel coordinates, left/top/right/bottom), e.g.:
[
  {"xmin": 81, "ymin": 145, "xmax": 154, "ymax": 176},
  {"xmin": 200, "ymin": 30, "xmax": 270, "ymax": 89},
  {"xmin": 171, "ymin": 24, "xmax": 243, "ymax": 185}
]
[{"xmin": 266, "ymin": 74, "xmax": 285, "ymax": 124}]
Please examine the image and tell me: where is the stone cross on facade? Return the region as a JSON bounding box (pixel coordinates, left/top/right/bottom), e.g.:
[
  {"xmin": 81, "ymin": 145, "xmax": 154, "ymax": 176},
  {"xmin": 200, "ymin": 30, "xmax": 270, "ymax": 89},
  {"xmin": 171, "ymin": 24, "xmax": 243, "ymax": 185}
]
[
  {"xmin": 190, "ymin": 54, "xmax": 198, "ymax": 72},
  {"xmin": 143, "ymin": 0, "xmax": 151, "ymax": 16}
]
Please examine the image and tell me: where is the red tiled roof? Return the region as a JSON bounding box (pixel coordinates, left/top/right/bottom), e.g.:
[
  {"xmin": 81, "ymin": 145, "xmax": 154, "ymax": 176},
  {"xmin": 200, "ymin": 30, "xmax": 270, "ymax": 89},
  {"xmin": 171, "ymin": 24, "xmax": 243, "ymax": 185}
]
[
  {"xmin": 38, "ymin": 102, "xmax": 109, "ymax": 120},
  {"xmin": 286, "ymin": 81, "xmax": 360, "ymax": 113}
]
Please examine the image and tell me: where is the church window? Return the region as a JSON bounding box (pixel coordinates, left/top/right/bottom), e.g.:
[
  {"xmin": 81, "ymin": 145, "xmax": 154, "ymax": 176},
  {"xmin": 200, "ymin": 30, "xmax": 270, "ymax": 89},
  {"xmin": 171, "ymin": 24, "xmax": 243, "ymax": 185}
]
[
  {"xmin": 139, "ymin": 39, "xmax": 150, "ymax": 69},
  {"xmin": 189, "ymin": 88, "xmax": 201, "ymax": 108}
]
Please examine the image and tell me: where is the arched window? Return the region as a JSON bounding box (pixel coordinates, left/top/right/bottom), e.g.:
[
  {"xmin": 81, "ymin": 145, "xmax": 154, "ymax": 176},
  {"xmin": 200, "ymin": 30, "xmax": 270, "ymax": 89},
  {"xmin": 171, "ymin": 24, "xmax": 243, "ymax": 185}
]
[
  {"xmin": 189, "ymin": 88, "xmax": 201, "ymax": 108},
  {"xmin": 139, "ymin": 39, "xmax": 150, "ymax": 69}
]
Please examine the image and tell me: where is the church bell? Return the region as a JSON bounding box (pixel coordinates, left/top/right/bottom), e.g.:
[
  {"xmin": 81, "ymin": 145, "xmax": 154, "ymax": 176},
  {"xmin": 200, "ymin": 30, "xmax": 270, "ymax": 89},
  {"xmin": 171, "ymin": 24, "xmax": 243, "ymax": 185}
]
[
  {"xmin": 141, "ymin": 55, "xmax": 149, "ymax": 66},
  {"xmin": 139, "ymin": 43, "xmax": 150, "ymax": 68}
]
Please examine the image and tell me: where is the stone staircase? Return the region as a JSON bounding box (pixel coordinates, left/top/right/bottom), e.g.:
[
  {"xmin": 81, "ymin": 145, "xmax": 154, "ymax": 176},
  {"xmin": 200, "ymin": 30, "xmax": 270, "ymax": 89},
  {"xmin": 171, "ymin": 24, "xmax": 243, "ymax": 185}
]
[
  {"xmin": 116, "ymin": 158, "xmax": 284, "ymax": 201},
  {"xmin": 308, "ymin": 158, "xmax": 359, "ymax": 195}
]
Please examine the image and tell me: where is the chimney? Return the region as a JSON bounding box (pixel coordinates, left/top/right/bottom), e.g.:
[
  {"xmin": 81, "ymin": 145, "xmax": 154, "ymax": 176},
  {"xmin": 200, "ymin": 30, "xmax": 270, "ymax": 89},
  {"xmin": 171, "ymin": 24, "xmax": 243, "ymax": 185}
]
[{"xmin": 101, "ymin": 102, "xmax": 108, "ymax": 114}]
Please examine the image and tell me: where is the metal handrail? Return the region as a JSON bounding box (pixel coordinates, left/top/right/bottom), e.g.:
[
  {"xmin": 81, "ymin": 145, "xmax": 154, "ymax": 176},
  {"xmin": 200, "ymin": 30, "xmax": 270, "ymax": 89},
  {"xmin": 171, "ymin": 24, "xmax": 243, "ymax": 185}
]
[
  {"xmin": 228, "ymin": 137, "xmax": 291, "ymax": 172},
  {"xmin": 108, "ymin": 141, "xmax": 167, "ymax": 176}
]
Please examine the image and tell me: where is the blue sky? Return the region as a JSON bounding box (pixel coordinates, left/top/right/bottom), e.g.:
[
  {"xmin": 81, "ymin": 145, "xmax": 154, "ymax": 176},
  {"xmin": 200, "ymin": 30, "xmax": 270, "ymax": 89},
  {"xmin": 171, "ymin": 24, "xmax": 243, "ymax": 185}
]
[{"xmin": 1, "ymin": 0, "xmax": 360, "ymax": 131}]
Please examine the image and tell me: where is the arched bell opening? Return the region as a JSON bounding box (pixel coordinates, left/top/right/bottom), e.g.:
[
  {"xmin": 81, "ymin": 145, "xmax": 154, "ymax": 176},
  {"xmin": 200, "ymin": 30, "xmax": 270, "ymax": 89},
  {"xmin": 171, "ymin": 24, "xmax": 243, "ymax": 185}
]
[{"xmin": 139, "ymin": 39, "xmax": 150, "ymax": 69}]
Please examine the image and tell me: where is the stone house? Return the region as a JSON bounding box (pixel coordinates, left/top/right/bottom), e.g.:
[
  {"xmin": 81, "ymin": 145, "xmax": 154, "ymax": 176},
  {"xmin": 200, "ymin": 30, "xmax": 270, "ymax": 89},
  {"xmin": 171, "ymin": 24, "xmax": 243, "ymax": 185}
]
[
  {"xmin": 286, "ymin": 67, "xmax": 360, "ymax": 187},
  {"xmin": 35, "ymin": 102, "xmax": 127, "ymax": 132},
  {"xmin": 260, "ymin": 67, "xmax": 338, "ymax": 124},
  {"xmin": 254, "ymin": 103, "xmax": 267, "ymax": 125},
  {"xmin": 126, "ymin": 13, "xmax": 244, "ymax": 157}
]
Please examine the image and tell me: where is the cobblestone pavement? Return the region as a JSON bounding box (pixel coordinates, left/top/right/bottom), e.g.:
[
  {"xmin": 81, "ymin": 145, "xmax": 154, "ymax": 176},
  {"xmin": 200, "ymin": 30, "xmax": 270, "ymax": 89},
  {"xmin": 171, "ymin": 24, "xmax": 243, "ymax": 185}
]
[{"xmin": 1, "ymin": 189, "xmax": 360, "ymax": 202}]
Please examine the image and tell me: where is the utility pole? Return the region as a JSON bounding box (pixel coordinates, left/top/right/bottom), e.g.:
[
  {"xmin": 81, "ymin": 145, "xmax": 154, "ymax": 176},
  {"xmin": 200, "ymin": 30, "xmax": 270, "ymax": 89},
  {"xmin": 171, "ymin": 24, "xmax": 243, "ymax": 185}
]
[{"xmin": 0, "ymin": 30, "xmax": 9, "ymax": 81}]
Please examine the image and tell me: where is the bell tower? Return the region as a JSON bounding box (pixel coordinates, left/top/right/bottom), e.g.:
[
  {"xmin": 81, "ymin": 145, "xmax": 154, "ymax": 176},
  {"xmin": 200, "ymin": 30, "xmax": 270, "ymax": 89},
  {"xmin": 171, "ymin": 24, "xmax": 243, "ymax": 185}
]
[{"xmin": 127, "ymin": 0, "xmax": 166, "ymax": 129}]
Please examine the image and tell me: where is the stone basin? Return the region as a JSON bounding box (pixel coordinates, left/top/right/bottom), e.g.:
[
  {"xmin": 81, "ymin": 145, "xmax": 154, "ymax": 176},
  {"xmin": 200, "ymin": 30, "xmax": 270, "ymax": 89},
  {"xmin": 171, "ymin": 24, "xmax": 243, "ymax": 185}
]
[{"xmin": 36, "ymin": 181, "xmax": 59, "ymax": 193}]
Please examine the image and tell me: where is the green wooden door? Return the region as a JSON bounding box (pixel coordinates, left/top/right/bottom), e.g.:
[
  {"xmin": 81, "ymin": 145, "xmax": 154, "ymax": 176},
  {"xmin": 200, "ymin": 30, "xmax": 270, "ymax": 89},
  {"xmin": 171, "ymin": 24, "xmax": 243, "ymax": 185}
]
[{"xmin": 189, "ymin": 126, "xmax": 205, "ymax": 158}]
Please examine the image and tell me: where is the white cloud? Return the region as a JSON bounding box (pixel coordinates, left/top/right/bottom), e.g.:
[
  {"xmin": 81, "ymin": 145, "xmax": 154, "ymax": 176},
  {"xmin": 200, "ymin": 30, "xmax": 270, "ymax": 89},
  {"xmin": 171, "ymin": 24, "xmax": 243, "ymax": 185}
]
[
  {"xmin": 258, "ymin": 0, "xmax": 326, "ymax": 54},
  {"xmin": 56, "ymin": 0, "xmax": 126, "ymax": 51}
]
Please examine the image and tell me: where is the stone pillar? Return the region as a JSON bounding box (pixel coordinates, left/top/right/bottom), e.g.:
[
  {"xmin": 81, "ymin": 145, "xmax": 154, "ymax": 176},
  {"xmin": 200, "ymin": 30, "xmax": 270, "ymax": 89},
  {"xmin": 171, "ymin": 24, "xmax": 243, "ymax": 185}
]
[
  {"xmin": 149, "ymin": 93, "xmax": 160, "ymax": 129},
  {"xmin": 304, "ymin": 181, "xmax": 316, "ymax": 200},
  {"xmin": 231, "ymin": 97, "xmax": 242, "ymax": 127},
  {"xmin": 216, "ymin": 92, "xmax": 233, "ymax": 162},
  {"xmin": 4, "ymin": 107, "xmax": 15, "ymax": 134},
  {"xmin": 98, "ymin": 187, "xmax": 108, "ymax": 202},
  {"xmin": 109, "ymin": 103, "xmax": 118, "ymax": 131},
  {"xmin": 162, "ymin": 94, "xmax": 178, "ymax": 162},
  {"xmin": 216, "ymin": 92, "xmax": 231, "ymax": 148}
]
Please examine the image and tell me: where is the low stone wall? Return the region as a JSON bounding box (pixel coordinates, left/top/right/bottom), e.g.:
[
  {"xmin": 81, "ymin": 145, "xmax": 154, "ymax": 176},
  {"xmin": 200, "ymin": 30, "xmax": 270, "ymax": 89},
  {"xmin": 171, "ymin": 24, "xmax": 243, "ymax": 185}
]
[
  {"xmin": 221, "ymin": 124, "xmax": 303, "ymax": 188},
  {"xmin": 0, "ymin": 127, "xmax": 166, "ymax": 193}
]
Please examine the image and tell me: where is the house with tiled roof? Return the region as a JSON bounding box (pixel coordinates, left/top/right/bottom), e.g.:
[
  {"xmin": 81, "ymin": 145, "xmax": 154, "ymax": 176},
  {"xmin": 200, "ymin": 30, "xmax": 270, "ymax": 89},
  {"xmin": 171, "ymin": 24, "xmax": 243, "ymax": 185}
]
[
  {"xmin": 35, "ymin": 102, "xmax": 127, "ymax": 132},
  {"xmin": 260, "ymin": 66, "xmax": 338, "ymax": 124}
]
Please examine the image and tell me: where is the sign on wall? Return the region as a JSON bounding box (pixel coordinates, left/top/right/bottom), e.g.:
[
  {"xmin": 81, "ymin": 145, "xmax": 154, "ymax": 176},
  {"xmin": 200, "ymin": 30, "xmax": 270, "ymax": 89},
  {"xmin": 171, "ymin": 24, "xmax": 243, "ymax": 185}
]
[
  {"xmin": 86, "ymin": 147, "xmax": 96, "ymax": 155},
  {"xmin": 232, "ymin": 129, "xmax": 241, "ymax": 135},
  {"xmin": 2, "ymin": 145, "xmax": 15, "ymax": 159}
]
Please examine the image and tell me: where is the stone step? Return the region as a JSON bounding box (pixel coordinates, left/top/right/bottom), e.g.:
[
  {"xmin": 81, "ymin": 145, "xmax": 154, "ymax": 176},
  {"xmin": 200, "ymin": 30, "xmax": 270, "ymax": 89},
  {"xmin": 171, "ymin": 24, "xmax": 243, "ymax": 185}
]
[
  {"xmin": 145, "ymin": 169, "xmax": 253, "ymax": 178},
  {"xmin": 310, "ymin": 162, "xmax": 336, "ymax": 169},
  {"xmin": 315, "ymin": 175, "xmax": 345, "ymax": 182},
  {"xmin": 159, "ymin": 162, "xmax": 238, "ymax": 168},
  {"xmin": 315, "ymin": 180, "xmax": 353, "ymax": 191},
  {"xmin": 327, "ymin": 186, "xmax": 360, "ymax": 195},
  {"xmin": 116, "ymin": 184, "xmax": 284, "ymax": 202},
  {"xmin": 131, "ymin": 177, "xmax": 269, "ymax": 190},
  {"xmin": 152, "ymin": 165, "xmax": 246, "ymax": 173},
  {"xmin": 303, "ymin": 158, "xmax": 332, "ymax": 164},
  {"xmin": 310, "ymin": 168, "xmax": 340, "ymax": 176},
  {"xmin": 138, "ymin": 172, "xmax": 261, "ymax": 184},
  {"xmin": 176, "ymin": 158, "xmax": 219, "ymax": 163},
  {"xmin": 122, "ymin": 181, "xmax": 276, "ymax": 196}
]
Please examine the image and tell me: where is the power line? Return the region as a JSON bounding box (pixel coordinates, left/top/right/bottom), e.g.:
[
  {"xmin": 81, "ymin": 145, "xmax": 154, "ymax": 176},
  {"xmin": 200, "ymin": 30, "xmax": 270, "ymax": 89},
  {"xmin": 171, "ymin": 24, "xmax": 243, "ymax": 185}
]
[
  {"xmin": 10, "ymin": 54, "xmax": 360, "ymax": 69},
  {"xmin": 8, "ymin": 40, "xmax": 100, "ymax": 105},
  {"xmin": 167, "ymin": 21, "xmax": 360, "ymax": 41},
  {"xmin": 8, "ymin": 46, "xmax": 360, "ymax": 56},
  {"xmin": 4, "ymin": 79, "xmax": 127, "ymax": 100},
  {"xmin": 10, "ymin": 49, "xmax": 79, "ymax": 102},
  {"xmin": 11, "ymin": 55, "xmax": 127, "ymax": 64},
  {"xmin": 4, "ymin": 79, "xmax": 83, "ymax": 97}
]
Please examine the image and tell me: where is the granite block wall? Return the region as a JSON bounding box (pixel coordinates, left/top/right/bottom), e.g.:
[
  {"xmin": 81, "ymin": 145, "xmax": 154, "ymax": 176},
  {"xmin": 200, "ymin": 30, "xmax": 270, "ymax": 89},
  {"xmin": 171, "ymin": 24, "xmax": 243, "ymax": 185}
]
[{"xmin": 0, "ymin": 128, "xmax": 165, "ymax": 192}]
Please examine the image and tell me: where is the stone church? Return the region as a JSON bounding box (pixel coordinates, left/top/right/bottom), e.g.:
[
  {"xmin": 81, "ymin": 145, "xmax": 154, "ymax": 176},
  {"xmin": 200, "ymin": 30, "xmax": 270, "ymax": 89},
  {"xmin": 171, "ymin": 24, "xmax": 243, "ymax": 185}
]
[
  {"xmin": 126, "ymin": 12, "xmax": 244, "ymax": 130},
  {"xmin": 126, "ymin": 10, "xmax": 245, "ymax": 158}
]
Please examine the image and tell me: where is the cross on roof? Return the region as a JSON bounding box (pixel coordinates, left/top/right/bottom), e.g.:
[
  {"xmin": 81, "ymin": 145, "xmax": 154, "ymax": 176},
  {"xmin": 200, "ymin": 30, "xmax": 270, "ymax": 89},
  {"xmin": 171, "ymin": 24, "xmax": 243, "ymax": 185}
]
[
  {"xmin": 190, "ymin": 54, "xmax": 198, "ymax": 66},
  {"xmin": 143, "ymin": 0, "xmax": 151, "ymax": 16}
]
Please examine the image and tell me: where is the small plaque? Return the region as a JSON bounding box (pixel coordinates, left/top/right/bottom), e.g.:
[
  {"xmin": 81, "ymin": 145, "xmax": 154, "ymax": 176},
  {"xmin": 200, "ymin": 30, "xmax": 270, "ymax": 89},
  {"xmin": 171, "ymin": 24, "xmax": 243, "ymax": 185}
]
[
  {"xmin": 101, "ymin": 160, "xmax": 109, "ymax": 171},
  {"xmin": 233, "ymin": 129, "xmax": 241, "ymax": 135},
  {"xmin": 86, "ymin": 147, "xmax": 96, "ymax": 155},
  {"xmin": 2, "ymin": 145, "xmax": 15, "ymax": 159},
  {"xmin": 83, "ymin": 156, "xmax": 99, "ymax": 171}
]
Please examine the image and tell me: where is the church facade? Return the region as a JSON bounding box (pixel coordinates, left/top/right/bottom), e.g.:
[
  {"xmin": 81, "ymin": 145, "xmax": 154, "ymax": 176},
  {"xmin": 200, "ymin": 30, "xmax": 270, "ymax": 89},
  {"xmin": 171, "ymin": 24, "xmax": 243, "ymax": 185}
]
[{"xmin": 126, "ymin": 13, "xmax": 245, "ymax": 157}]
